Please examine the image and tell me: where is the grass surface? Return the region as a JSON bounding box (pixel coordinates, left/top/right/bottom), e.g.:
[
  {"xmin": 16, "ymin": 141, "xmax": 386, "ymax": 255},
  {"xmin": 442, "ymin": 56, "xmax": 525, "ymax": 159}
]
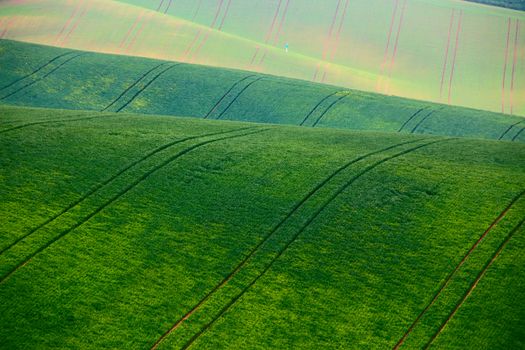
[
  {"xmin": 0, "ymin": 0, "xmax": 523, "ymax": 115},
  {"xmin": 1, "ymin": 104, "xmax": 524, "ymax": 349},
  {"xmin": 0, "ymin": 40, "xmax": 523, "ymax": 143}
]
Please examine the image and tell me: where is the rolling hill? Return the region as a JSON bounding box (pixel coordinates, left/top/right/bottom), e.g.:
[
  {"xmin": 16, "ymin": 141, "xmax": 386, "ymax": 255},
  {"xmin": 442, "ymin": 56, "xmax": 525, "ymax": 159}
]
[
  {"xmin": 464, "ymin": 0, "xmax": 525, "ymax": 11},
  {"xmin": 0, "ymin": 104, "xmax": 524, "ymax": 349},
  {"xmin": 0, "ymin": 0, "xmax": 523, "ymax": 116},
  {"xmin": 1, "ymin": 40, "xmax": 524, "ymax": 143}
]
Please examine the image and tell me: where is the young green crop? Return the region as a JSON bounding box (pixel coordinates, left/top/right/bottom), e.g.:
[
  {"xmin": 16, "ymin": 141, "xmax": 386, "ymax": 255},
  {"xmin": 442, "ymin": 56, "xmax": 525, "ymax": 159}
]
[
  {"xmin": 1, "ymin": 105, "xmax": 524, "ymax": 349},
  {"xmin": 0, "ymin": 40, "xmax": 523, "ymax": 144}
]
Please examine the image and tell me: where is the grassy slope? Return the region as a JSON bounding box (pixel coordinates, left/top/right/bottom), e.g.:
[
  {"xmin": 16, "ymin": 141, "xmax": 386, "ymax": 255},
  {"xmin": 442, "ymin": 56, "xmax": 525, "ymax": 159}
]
[
  {"xmin": 0, "ymin": 104, "xmax": 524, "ymax": 349},
  {"xmin": 0, "ymin": 40, "xmax": 523, "ymax": 143},
  {"xmin": 464, "ymin": 0, "xmax": 525, "ymax": 11},
  {"xmin": 0, "ymin": 0, "xmax": 523, "ymax": 115}
]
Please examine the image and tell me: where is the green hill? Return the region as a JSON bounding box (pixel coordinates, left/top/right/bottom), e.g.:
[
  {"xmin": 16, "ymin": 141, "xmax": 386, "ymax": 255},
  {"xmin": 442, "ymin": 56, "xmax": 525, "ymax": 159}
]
[
  {"xmin": 1, "ymin": 0, "xmax": 524, "ymax": 115},
  {"xmin": 0, "ymin": 104, "xmax": 524, "ymax": 349},
  {"xmin": 1, "ymin": 40, "xmax": 523, "ymax": 143},
  {"xmin": 464, "ymin": 0, "xmax": 525, "ymax": 11}
]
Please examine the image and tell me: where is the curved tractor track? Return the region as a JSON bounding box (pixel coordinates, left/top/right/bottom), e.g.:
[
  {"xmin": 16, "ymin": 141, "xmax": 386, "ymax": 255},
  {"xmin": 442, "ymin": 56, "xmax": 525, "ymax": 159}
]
[
  {"xmin": 177, "ymin": 138, "xmax": 451, "ymax": 350},
  {"xmin": 0, "ymin": 127, "xmax": 266, "ymax": 284},
  {"xmin": 393, "ymin": 190, "xmax": 525, "ymax": 349},
  {"xmin": 149, "ymin": 137, "xmax": 450, "ymax": 349},
  {"xmin": 0, "ymin": 52, "xmax": 89, "ymax": 100},
  {"xmin": 424, "ymin": 217, "xmax": 525, "ymax": 348}
]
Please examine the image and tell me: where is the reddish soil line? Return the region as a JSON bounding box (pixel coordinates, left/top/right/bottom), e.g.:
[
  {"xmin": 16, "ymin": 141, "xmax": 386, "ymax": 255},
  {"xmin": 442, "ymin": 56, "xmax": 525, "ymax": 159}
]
[
  {"xmin": 264, "ymin": 0, "xmax": 283, "ymax": 44},
  {"xmin": 61, "ymin": 3, "xmax": 92, "ymax": 47},
  {"xmin": 501, "ymin": 18, "xmax": 512, "ymax": 113},
  {"xmin": 119, "ymin": 11, "xmax": 144, "ymax": 49},
  {"xmin": 218, "ymin": 0, "xmax": 232, "ymax": 31},
  {"xmin": 322, "ymin": 0, "xmax": 350, "ymax": 83},
  {"xmin": 509, "ymin": 19, "xmax": 520, "ymax": 115},
  {"xmin": 188, "ymin": 0, "xmax": 225, "ymax": 62},
  {"xmin": 250, "ymin": 0, "xmax": 283, "ymax": 68},
  {"xmin": 155, "ymin": 0, "xmax": 166, "ymax": 12},
  {"xmin": 192, "ymin": 0, "xmax": 202, "ymax": 21},
  {"xmin": 258, "ymin": 0, "xmax": 291, "ymax": 67},
  {"xmin": 447, "ymin": 10, "xmax": 463, "ymax": 105},
  {"xmin": 249, "ymin": 46, "xmax": 260, "ymax": 66},
  {"xmin": 312, "ymin": 0, "xmax": 342, "ymax": 82},
  {"xmin": 125, "ymin": 12, "xmax": 154, "ymax": 53},
  {"xmin": 376, "ymin": 0, "xmax": 399, "ymax": 92},
  {"xmin": 385, "ymin": 0, "xmax": 407, "ymax": 94},
  {"xmin": 424, "ymin": 216, "xmax": 525, "ymax": 349},
  {"xmin": 392, "ymin": 190, "xmax": 525, "ymax": 350},
  {"xmin": 273, "ymin": 0, "xmax": 291, "ymax": 45},
  {"xmin": 0, "ymin": 17, "xmax": 16, "ymax": 39},
  {"xmin": 55, "ymin": 0, "xmax": 83, "ymax": 45},
  {"xmin": 440, "ymin": 10, "xmax": 455, "ymax": 100},
  {"xmin": 164, "ymin": 0, "xmax": 174, "ymax": 14}
]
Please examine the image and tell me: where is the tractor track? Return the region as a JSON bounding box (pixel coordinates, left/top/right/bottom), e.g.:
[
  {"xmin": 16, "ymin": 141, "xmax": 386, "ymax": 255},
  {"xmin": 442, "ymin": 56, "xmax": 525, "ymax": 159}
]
[
  {"xmin": 0, "ymin": 113, "xmax": 120, "ymax": 134},
  {"xmin": 411, "ymin": 108, "xmax": 442, "ymax": 134},
  {"xmin": 0, "ymin": 127, "xmax": 266, "ymax": 284},
  {"xmin": 203, "ymin": 75, "xmax": 257, "ymax": 119},
  {"xmin": 215, "ymin": 77, "xmax": 264, "ymax": 120},
  {"xmin": 116, "ymin": 63, "xmax": 182, "ymax": 112},
  {"xmin": 300, "ymin": 91, "xmax": 339, "ymax": 126},
  {"xmin": 0, "ymin": 51, "xmax": 75, "ymax": 92},
  {"xmin": 512, "ymin": 127, "xmax": 524, "ymax": 141},
  {"xmin": 498, "ymin": 119, "xmax": 524, "ymax": 140},
  {"xmin": 179, "ymin": 138, "xmax": 452, "ymax": 350},
  {"xmin": 102, "ymin": 62, "xmax": 170, "ymax": 111},
  {"xmin": 398, "ymin": 107, "xmax": 430, "ymax": 132},
  {"xmin": 311, "ymin": 93, "xmax": 349, "ymax": 127},
  {"xmin": 424, "ymin": 216, "xmax": 525, "ymax": 349},
  {"xmin": 150, "ymin": 137, "xmax": 431, "ymax": 349},
  {"xmin": 1, "ymin": 52, "xmax": 89, "ymax": 100},
  {"xmin": 392, "ymin": 190, "xmax": 525, "ymax": 349},
  {"xmin": 0, "ymin": 126, "xmax": 255, "ymax": 256}
]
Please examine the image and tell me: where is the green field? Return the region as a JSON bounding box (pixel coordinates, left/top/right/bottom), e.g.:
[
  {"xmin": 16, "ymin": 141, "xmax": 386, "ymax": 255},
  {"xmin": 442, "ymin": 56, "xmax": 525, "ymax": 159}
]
[
  {"xmin": 465, "ymin": 0, "xmax": 525, "ymax": 11},
  {"xmin": 0, "ymin": 0, "xmax": 524, "ymax": 116},
  {"xmin": 1, "ymin": 4, "xmax": 525, "ymax": 347},
  {"xmin": 0, "ymin": 104, "xmax": 524, "ymax": 348},
  {"xmin": 1, "ymin": 40, "xmax": 524, "ymax": 143}
]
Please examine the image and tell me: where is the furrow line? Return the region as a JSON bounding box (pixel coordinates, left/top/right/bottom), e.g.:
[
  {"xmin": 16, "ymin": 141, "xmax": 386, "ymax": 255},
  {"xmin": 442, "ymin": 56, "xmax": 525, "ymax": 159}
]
[
  {"xmin": 300, "ymin": 91, "xmax": 339, "ymax": 126},
  {"xmin": 411, "ymin": 108, "xmax": 442, "ymax": 134},
  {"xmin": 203, "ymin": 75, "xmax": 257, "ymax": 119},
  {"xmin": 512, "ymin": 127, "xmax": 524, "ymax": 141},
  {"xmin": 1, "ymin": 52, "xmax": 89, "ymax": 100},
  {"xmin": 181, "ymin": 138, "xmax": 451, "ymax": 350},
  {"xmin": 215, "ymin": 77, "xmax": 264, "ymax": 119},
  {"xmin": 398, "ymin": 106, "xmax": 430, "ymax": 132},
  {"xmin": 498, "ymin": 120, "xmax": 523, "ymax": 140},
  {"xmin": 0, "ymin": 128, "xmax": 267, "ymax": 284},
  {"xmin": 0, "ymin": 126, "xmax": 253, "ymax": 255},
  {"xmin": 116, "ymin": 63, "xmax": 182, "ymax": 112},
  {"xmin": 311, "ymin": 93, "xmax": 349, "ymax": 127},
  {"xmin": 424, "ymin": 217, "xmax": 525, "ymax": 349},
  {"xmin": 0, "ymin": 51, "xmax": 75, "ymax": 92},
  {"xmin": 102, "ymin": 62, "xmax": 169, "ymax": 111},
  {"xmin": 149, "ymin": 137, "xmax": 427, "ymax": 349},
  {"xmin": 0, "ymin": 113, "xmax": 116, "ymax": 134},
  {"xmin": 393, "ymin": 190, "xmax": 525, "ymax": 349}
]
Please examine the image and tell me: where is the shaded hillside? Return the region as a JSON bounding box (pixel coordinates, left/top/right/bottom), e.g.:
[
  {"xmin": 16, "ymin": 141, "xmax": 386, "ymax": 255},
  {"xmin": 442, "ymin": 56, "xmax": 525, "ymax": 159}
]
[
  {"xmin": 0, "ymin": 0, "xmax": 524, "ymax": 115},
  {"xmin": 1, "ymin": 105, "xmax": 524, "ymax": 349},
  {"xmin": 1, "ymin": 40, "xmax": 523, "ymax": 143},
  {"xmin": 464, "ymin": 0, "xmax": 525, "ymax": 11}
]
